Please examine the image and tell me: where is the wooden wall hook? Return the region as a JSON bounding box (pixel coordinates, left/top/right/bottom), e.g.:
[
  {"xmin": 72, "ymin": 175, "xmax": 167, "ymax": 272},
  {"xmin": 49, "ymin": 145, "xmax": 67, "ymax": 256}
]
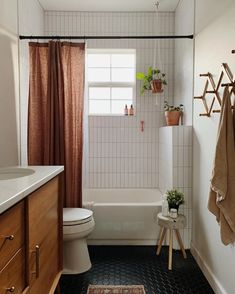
[
  {"xmin": 221, "ymin": 82, "xmax": 234, "ymax": 87},
  {"xmin": 199, "ymin": 73, "xmax": 210, "ymax": 77}
]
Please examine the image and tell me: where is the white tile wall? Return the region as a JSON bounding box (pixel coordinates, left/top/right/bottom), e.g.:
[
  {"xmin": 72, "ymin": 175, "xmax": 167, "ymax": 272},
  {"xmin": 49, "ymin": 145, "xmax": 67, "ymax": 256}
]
[
  {"xmin": 45, "ymin": 11, "xmax": 175, "ymax": 188},
  {"xmin": 159, "ymin": 126, "xmax": 192, "ymax": 248}
]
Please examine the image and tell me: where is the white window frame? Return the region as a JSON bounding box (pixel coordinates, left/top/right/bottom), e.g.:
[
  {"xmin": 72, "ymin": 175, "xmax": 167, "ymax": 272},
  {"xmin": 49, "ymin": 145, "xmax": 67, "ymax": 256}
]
[{"xmin": 87, "ymin": 48, "xmax": 136, "ymax": 116}]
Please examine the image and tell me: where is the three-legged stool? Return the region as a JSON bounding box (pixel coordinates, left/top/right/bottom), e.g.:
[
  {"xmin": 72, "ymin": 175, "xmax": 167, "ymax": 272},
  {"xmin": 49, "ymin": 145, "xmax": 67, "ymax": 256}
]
[{"xmin": 156, "ymin": 212, "xmax": 187, "ymax": 270}]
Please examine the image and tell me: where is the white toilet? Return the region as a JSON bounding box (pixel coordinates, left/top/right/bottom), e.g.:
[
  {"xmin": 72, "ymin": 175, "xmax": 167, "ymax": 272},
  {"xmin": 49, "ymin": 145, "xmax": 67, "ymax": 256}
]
[{"xmin": 63, "ymin": 208, "xmax": 95, "ymax": 274}]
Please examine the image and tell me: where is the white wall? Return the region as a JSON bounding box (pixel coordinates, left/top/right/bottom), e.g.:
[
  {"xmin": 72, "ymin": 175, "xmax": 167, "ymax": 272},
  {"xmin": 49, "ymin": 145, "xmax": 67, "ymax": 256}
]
[
  {"xmin": 18, "ymin": 0, "xmax": 44, "ymax": 165},
  {"xmin": 0, "ymin": 0, "xmax": 44, "ymax": 167},
  {"xmin": 0, "ymin": 0, "xmax": 18, "ymax": 33},
  {"xmin": 195, "ymin": 0, "xmax": 234, "ymax": 34},
  {"xmin": 192, "ymin": 2, "xmax": 235, "ymax": 293},
  {"xmin": 174, "ymin": 0, "xmax": 194, "ymax": 125},
  {"xmin": 0, "ymin": 0, "xmax": 19, "ymax": 166},
  {"xmin": 45, "ymin": 11, "xmax": 175, "ymax": 188}
]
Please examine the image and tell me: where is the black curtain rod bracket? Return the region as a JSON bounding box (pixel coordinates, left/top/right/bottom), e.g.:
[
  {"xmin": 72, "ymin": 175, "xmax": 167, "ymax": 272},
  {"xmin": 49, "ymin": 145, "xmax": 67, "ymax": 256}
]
[{"xmin": 19, "ymin": 34, "xmax": 194, "ymax": 40}]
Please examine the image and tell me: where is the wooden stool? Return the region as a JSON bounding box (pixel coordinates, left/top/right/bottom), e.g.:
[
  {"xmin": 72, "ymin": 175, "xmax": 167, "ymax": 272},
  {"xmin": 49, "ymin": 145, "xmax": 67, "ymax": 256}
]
[{"xmin": 156, "ymin": 212, "xmax": 187, "ymax": 270}]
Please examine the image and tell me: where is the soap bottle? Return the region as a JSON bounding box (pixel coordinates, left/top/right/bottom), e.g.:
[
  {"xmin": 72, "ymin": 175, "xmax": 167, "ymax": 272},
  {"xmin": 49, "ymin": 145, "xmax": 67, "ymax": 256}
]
[
  {"xmin": 162, "ymin": 195, "xmax": 169, "ymax": 217},
  {"xmin": 129, "ymin": 105, "xmax": 134, "ymax": 116},
  {"xmin": 124, "ymin": 105, "xmax": 128, "ymax": 116}
]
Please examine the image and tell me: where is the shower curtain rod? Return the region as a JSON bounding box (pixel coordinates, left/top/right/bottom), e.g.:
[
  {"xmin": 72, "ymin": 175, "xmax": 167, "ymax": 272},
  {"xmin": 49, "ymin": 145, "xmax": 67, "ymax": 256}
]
[{"xmin": 19, "ymin": 34, "xmax": 194, "ymax": 40}]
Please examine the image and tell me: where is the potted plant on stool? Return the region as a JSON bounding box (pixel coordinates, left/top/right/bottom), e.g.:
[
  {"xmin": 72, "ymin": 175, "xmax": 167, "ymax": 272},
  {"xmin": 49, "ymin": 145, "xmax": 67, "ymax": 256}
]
[
  {"xmin": 136, "ymin": 67, "xmax": 167, "ymax": 95},
  {"xmin": 164, "ymin": 101, "xmax": 183, "ymax": 126},
  {"xmin": 166, "ymin": 188, "xmax": 184, "ymax": 212}
]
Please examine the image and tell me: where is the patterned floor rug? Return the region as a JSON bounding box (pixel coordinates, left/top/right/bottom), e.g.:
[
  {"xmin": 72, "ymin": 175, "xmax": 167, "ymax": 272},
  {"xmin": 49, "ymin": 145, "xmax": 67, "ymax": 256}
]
[{"xmin": 87, "ymin": 285, "xmax": 146, "ymax": 294}]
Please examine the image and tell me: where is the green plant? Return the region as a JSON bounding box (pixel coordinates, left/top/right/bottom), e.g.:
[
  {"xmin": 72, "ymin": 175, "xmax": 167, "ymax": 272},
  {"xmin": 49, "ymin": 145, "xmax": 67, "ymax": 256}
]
[
  {"xmin": 136, "ymin": 67, "xmax": 167, "ymax": 95},
  {"xmin": 166, "ymin": 189, "xmax": 184, "ymax": 207},
  {"xmin": 164, "ymin": 101, "xmax": 183, "ymax": 112}
]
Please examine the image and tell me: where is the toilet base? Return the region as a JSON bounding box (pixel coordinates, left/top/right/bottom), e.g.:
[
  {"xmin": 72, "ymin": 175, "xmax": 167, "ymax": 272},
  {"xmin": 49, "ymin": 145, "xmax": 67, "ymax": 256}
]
[{"xmin": 63, "ymin": 238, "xmax": 91, "ymax": 274}]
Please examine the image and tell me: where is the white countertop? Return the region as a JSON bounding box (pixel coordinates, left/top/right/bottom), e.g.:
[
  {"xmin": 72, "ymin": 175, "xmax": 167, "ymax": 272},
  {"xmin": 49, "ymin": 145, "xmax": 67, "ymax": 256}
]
[{"xmin": 0, "ymin": 166, "xmax": 64, "ymax": 214}]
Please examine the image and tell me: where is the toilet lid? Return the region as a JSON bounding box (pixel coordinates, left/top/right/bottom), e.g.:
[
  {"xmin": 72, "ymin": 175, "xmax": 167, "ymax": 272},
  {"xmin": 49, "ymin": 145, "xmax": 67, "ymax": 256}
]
[{"xmin": 63, "ymin": 208, "xmax": 93, "ymax": 225}]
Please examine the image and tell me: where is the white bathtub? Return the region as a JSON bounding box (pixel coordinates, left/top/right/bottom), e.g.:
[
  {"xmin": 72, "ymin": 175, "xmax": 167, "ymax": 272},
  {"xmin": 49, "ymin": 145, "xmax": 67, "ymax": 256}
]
[{"xmin": 83, "ymin": 189, "xmax": 162, "ymax": 245}]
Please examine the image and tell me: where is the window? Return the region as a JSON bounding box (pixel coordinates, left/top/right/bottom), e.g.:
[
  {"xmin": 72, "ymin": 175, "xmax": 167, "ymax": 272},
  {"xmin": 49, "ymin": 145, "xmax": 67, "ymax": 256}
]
[{"xmin": 87, "ymin": 49, "xmax": 136, "ymax": 115}]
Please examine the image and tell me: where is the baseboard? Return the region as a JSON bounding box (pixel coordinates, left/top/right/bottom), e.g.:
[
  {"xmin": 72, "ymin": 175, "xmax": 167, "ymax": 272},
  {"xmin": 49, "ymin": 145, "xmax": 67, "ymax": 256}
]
[{"xmin": 190, "ymin": 242, "xmax": 227, "ymax": 294}]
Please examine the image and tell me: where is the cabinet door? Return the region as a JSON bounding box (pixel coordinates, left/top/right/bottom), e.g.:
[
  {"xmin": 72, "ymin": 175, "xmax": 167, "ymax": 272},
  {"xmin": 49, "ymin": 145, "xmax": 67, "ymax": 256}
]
[{"xmin": 28, "ymin": 177, "xmax": 62, "ymax": 294}]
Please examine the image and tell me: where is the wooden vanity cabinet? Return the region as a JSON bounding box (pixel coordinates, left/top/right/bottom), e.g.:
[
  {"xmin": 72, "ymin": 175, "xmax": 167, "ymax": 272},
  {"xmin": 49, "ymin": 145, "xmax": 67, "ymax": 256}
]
[
  {"xmin": 27, "ymin": 176, "xmax": 62, "ymax": 294},
  {"xmin": 0, "ymin": 176, "xmax": 62, "ymax": 294}
]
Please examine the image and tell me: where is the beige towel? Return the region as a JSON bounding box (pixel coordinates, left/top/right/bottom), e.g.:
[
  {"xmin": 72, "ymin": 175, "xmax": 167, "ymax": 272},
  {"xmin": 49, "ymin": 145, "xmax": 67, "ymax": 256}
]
[{"xmin": 208, "ymin": 86, "xmax": 235, "ymax": 245}]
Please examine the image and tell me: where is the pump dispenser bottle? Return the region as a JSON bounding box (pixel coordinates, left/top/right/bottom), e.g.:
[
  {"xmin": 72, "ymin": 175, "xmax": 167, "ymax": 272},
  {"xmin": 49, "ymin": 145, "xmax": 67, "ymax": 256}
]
[{"xmin": 129, "ymin": 105, "xmax": 134, "ymax": 115}]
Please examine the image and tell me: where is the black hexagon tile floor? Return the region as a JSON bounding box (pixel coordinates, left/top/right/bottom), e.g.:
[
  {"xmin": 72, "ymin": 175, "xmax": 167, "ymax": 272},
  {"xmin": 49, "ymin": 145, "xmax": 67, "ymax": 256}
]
[{"xmin": 60, "ymin": 246, "xmax": 214, "ymax": 294}]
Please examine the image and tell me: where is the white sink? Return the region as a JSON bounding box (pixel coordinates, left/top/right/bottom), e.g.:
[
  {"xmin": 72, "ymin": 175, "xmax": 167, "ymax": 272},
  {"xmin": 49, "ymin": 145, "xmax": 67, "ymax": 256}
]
[{"xmin": 0, "ymin": 167, "xmax": 35, "ymax": 180}]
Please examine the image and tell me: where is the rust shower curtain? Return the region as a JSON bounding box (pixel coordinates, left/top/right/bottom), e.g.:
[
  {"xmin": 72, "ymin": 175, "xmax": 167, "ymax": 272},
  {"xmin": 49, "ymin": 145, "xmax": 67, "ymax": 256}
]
[{"xmin": 28, "ymin": 41, "xmax": 85, "ymax": 207}]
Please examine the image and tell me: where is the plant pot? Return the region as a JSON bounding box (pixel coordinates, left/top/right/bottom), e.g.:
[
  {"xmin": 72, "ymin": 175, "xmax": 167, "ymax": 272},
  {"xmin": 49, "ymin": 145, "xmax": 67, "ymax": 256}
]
[
  {"xmin": 168, "ymin": 203, "xmax": 180, "ymax": 212},
  {"xmin": 165, "ymin": 111, "xmax": 182, "ymax": 126},
  {"xmin": 150, "ymin": 79, "xmax": 163, "ymax": 93}
]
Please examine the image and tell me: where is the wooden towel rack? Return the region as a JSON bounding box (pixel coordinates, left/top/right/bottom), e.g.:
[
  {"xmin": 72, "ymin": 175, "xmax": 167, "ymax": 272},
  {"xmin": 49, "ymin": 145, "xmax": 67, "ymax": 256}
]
[{"xmin": 194, "ymin": 50, "xmax": 235, "ymax": 116}]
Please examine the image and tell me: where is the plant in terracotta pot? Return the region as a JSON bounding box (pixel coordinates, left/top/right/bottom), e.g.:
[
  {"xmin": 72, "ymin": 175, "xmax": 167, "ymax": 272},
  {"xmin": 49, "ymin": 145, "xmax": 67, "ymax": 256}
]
[
  {"xmin": 164, "ymin": 100, "xmax": 183, "ymax": 126},
  {"xmin": 166, "ymin": 188, "xmax": 184, "ymax": 212},
  {"xmin": 136, "ymin": 67, "xmax": 167, "ymax": 95}
]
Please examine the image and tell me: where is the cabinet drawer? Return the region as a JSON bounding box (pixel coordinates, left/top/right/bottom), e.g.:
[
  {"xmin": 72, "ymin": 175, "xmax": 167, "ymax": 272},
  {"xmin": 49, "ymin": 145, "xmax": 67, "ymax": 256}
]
[
  {"xmin": 0, "ymin": 202, "xmax": 24, "ymax": 270},
  {"xmin": 0, "ymin": 249, "xmax": 26, "ymax": 294}
]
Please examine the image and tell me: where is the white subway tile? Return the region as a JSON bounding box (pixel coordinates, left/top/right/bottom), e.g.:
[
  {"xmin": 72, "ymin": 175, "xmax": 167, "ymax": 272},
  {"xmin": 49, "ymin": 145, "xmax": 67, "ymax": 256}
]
[
  {"xmin": 173, "ymin": 146, "xmax": 178, "ymax": 167},
  {"xmin": 116, "ymin": 173, "xmax": 121, "ymax": 187},
  {"xmin": 178, "ymin": 127, "xmax": 184, "ymax": 146},
  {"xmin": 184, "ymin": 126, "xmax": 193, "ymax": 146},
  {"xmin": 178, "ymin": 146, "xmax": 184, "ymax": 167},
  {"xmin": 183, "ymin": 167, "xmax": 192, "ymax": 188},
  {"xmin": 183, "ymin": 146, "xmax": 190, "ymax": 167}
]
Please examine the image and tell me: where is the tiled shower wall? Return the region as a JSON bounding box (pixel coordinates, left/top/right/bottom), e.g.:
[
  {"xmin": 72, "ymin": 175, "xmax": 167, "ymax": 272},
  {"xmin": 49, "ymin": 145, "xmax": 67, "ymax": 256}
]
[{"xmin": 45, "ymin": 11, "xmax": 175, "ymax": 188}]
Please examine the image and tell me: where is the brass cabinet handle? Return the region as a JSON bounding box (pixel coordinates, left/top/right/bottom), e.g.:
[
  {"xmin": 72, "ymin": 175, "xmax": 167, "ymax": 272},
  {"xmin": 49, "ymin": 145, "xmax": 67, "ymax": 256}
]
[
  {"xmin": 6, "ymin": 235, "xmax": 14, "ymax": 240},
  {"xmin": 32, "ymin": 245, "xmax": 40, "ymax": 278},
  {"xmin": 0, "ymin": 235, "xmax": 14, "ymax": 240},
  {"xmin": 6, "ymin": 287, "xmax": 15, "ymax": 292}
]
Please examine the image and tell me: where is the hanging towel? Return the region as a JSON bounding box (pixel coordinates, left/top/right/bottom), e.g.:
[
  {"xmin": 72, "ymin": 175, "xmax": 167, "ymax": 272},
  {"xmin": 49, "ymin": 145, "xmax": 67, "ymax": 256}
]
[{"xmin": 208, "ymin": 86, "xmax": 235, "ymax": 245}]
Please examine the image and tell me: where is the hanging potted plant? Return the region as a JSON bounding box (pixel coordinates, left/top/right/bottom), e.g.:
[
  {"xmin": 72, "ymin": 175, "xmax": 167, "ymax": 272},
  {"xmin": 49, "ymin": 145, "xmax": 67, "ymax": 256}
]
[
  {"xmin": 164, "ymin": 100, "xmax": 183, "ymax": 126},
  {"xmin": 166, "ymin": 188, "xmax": 184, "ymax": 212},
  {"xmin": 136, "ymin": 67, "xmax": 167, "ymax": 95}
]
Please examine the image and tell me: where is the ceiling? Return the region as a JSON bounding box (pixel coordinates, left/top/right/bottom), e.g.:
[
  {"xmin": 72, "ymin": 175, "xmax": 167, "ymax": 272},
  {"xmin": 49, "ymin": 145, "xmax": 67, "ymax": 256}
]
[{"xmin": 38, "ymin": 0, "xmax": 180, "ymax": 12}]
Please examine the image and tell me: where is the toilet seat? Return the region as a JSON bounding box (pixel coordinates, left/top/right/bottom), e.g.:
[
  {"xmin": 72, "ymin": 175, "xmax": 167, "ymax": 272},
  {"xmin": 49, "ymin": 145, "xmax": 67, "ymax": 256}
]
[{"xmin": 63, "ymin": 208, "xmax": 93, "ymax": 226}]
